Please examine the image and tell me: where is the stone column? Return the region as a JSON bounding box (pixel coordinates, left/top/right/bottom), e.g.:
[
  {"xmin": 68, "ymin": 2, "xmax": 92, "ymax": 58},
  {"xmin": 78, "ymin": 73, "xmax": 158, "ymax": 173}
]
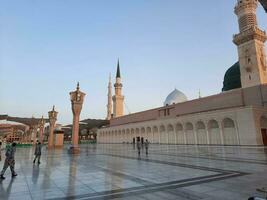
[
  {"xmin": 183, "ymin": 130, "xmax": 187, "ymax": 144},
  {"xmin": 193, "ymin": 129, "xmax": 198, "ymax": 145},
  {"xmin": 48, "ymin": 106, "xmax": 58, "ymax": 149},
  {"xmin": 234, "ymin": 120, "xmax": 240, "ymax": 145},
  {"xmin": 28, "ymin": 127, "xmax": 33, "ymax": 143},
  {"xmin": 174, "ymin": 131, "xmax": 177, "ymax": 145},
  {"xmin": 69, "ymin": 82, "xmax": 86, "ymax": 154},
  {"xmin": 32, "ymin": 125, "xmax": 38, "ymax": 145},
  {"xmin": 39, "ymin": 116, "xmax": 45, "ymax": 144},
  {"xmin": 219, "ymin": 123, "xmax": 224, "ymax": 145},
  {"xmin": 206, "ymin": 129, "xmax": 210, "ymax": 145}
]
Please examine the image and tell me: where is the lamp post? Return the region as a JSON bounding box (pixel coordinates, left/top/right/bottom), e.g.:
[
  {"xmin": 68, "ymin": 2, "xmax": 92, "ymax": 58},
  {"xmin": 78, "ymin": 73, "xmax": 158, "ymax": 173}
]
[
  {"xmin": 48, "ymin": 106, "xmax": 58, "ymax": 149},
  {"xmin": 39, "ymin": 116, "xmax": 45, "ymax": 144},
  {"xmin": 69, "ymin": 82, "xmax": 86, "ymax": 154}
]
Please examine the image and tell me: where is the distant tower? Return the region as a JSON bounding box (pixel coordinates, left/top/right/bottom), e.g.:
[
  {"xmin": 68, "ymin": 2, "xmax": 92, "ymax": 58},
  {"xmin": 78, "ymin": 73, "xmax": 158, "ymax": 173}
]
[
  {"xmin": 233, "ymin": 0, "xmax": 267, "ymax": 88},
  {"xmin": 198, "ymin": 89, "xmax": 202, "ymax": 98},
  {"xmin": 106, "ymin": 74, "xmax": 113, "ymax": 120},
  {"xmin": 112, "ymin": 59, "xmax": 124, "ymax": 117}
]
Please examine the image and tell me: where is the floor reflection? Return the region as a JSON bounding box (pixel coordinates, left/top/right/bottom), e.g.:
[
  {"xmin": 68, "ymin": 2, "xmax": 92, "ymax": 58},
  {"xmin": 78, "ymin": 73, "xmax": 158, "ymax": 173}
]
[
  {"xmin": 67, "ymin": 155, "xmax": 77, "ymax": 196},
  {"xmin": 32, "ymin": 164, "xmax": 40, "ymax": 184},
  {"xmin": 0, "ymin": 144, "xmax": 266, "ymax": 200},
  {"xmin": 0, "ymin": 177, "xmax": 15, "ymax": 199}
]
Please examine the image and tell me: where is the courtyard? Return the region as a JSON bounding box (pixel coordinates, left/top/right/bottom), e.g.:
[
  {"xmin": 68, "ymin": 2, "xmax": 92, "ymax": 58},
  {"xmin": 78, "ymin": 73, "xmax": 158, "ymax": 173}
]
[{"xmin": 0, "ymin": 144, "xmax": 266, "ymax": 200}]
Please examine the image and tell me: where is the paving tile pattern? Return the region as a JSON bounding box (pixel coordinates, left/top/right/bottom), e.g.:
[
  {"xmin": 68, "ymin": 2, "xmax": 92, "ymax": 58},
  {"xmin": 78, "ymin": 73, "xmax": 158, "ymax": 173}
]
[{"xmin": 0, "ymin": 144, "xmax": 266, "ymax": 199}]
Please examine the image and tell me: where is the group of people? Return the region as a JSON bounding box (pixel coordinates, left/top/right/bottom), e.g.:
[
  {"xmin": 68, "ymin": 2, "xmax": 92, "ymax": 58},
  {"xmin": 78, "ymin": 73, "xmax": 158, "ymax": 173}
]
[
  {"xmin": 0, "ymin": 141, "xmax": 42, "ymax": 180},
  {"xmin": 136, "ymin": 139, "xmax": 149, "ymax": 156}
]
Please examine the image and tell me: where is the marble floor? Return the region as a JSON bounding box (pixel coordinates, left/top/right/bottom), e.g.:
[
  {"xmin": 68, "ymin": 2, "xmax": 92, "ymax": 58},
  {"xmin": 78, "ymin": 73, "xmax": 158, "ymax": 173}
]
[{"xmin": 0, "ymin": 144, "xmax": 267, "ymax": 200}]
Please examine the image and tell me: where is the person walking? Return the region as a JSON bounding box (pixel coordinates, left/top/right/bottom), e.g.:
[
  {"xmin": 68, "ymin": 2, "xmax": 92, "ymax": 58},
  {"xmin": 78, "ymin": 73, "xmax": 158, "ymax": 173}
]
[
  {"xmin": 33, "ymin": 142, "xmax": 42, "ymax": 164},
  {"xmin": 0, "ymin": 142, "xmax": 17, "ymax": 180},
  {"xmin": 144, "ymin": 139, "xmax": 149, "ymax": 155},
  {"xmin": 0, "ymin": 141, "xmax": 2, "ymax": 161},
  {"xmin": 137, "ymin": 140, "xmax": 141, "ymax": 156}
]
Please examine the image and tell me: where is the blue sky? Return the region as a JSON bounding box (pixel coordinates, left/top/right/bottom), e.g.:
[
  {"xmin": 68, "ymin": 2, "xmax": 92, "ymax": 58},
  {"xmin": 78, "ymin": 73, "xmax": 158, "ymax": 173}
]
[{"xmin": 0, "ymin": 0, "xmax": 266, "ymax": 124}]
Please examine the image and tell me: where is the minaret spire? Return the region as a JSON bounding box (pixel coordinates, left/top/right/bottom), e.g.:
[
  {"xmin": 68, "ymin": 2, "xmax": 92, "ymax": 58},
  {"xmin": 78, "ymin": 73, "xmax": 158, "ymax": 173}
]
[
  {"xmin": 106, "ymin": 73, "xmax": 113, "ymax": 120},
  {"xmin": 116, "ymin": 59, "xmax": 121, "ymax": 78}
]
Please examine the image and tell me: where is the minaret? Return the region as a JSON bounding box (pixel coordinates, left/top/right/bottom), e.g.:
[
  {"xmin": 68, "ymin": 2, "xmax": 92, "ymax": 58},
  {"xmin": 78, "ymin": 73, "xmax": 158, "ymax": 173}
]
[
  {"xmin": 198, "ymin": 89, "xmax": 202, "ymax": 98},
  {"xmin": 112, "ymin": 59, "xmax": 124, "ymax": 117},
  {"xmin": 106, "ymin": 74, "xmax": 113, "ymax": 120},
  {"xmin": 233, "ymin": 0, "xmax": 267, "ymax": 88}
]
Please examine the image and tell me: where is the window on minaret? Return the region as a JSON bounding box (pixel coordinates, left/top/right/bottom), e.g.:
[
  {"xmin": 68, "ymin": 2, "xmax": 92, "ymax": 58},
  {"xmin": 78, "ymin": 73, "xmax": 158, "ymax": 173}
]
[{"xmin": 167, "ymin": 109, "xmax": 170, "ymax": 116}]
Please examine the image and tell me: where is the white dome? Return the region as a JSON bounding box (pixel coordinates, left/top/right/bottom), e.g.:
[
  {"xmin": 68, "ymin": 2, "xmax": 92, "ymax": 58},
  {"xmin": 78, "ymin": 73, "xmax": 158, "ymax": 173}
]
[{"xmin": 164, "ymin": 89, "xmax": 187, "ymax": 106}]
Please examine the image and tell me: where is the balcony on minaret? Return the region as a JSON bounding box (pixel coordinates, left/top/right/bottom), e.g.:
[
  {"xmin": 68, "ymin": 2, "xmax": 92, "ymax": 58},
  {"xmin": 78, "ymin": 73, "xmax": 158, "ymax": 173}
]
[
  {"xmin": 114, "ymin": 82, "xmax": 123, "ymax": 95},
  {"xmin": 233, "ymin": 26, "xmax": 267, "ymax": 45}
]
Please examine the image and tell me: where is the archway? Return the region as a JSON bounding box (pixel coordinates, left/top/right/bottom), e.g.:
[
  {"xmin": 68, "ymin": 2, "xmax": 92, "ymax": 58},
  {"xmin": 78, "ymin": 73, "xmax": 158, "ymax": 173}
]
[
  {"xmin": 153, "ymin": 126, "xmax": 159, "ymax": 144},
  {"xmin": 126, "ymin": 129, "xmax": 130, "ymax": 143},
  {"xmin": 260, "ymin": 116, "xmax": 267, "ymax": 146},
  {"xmin": 118, "ymin": 130, "xmax": 122, "ymax": 143},
  {"xmin": 131, "ymin": 128, "xmax": 135, "ymax": 144},
  {"xmin": 111, "ymin": 131, "xmax": 114, "ymax": 143},
  {"xmin": 101, "ymin": 132, "xmax": 104, "ymax": 143},
  {"xmin": 146, "ymin": 127, "xmax": 152, "ymax": 142},
  {"xmin": 167, "ymin": 124, "xmax": 175, "ymax": 144},
  {"xmin": 135, "ymin": 128, "xmax": 140, "ymax": 142},
  {"xmin": 223, "ymin": 118, "xmax": 237, "ymax": 145},
  {"xmin": 160, "ymin": 125, "xmax": 167, "ymax": 144},
  {"xmin": 107, "ymin": 131, "xmax": 111, "ymax": 143},
  {"xmin": 185, "ymin": 122, "xmax": 195, "ymax": 144},
  {"xmin": 208, "ymin": 120, "xmax": 221, "ymax": 145},
  {"xmin": 196, "ymin": 121, "xmax": 207, "ymax": 144},
  {"xmin": 122, "ymin": 130, "xmax": 126, "ymax": 143},
  {"xmin": 141, "ymin": 127, "xmax": 146, "ymax": 144},
  {"xmin": 114, "ymin": 131, "xmax": 118, "ymax": 143},
  {"xmin": 175, "ymin": 123, "xmax": 184, "ymax": 144}
]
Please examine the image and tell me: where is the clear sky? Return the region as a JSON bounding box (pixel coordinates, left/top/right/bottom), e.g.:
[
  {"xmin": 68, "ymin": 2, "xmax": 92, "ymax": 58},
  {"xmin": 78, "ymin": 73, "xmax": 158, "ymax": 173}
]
[{"xmin": 0, "ymin": 0, "xmax": 266, "ymax": 125}]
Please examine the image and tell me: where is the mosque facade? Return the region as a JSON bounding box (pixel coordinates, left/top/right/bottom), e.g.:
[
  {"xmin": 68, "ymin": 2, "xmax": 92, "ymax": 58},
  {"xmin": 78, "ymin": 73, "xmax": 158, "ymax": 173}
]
[{"xmin": 98, "ymin": 0, "xmax": 267, "ymax": 146}]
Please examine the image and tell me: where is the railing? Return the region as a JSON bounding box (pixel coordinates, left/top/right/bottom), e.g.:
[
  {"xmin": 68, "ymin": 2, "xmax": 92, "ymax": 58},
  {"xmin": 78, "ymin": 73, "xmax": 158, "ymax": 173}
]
[{"xmin": 16, "ymin": 144, "xmax": 32, "ymax": 148}]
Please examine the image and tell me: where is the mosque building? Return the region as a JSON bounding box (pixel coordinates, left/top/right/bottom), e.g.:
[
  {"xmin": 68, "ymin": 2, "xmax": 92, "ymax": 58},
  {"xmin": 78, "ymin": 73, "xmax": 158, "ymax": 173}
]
[{"xmin": 98, "ymin": 0, "xmax": 267, "ymax": 146}]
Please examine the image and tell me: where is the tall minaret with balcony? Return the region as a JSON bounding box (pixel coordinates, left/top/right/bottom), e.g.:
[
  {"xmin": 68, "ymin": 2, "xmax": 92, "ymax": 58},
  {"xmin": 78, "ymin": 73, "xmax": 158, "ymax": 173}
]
[
  {"xmin": 106, "ymin": 74, "xmax": 113, "ymax": 120},
  {"xmin": 233, "ymin": 0, "xmax": 267, "ymax": 88},
  {"xmin": 112, "ymin": 60, "xmax": 124, "ymax": 117}
]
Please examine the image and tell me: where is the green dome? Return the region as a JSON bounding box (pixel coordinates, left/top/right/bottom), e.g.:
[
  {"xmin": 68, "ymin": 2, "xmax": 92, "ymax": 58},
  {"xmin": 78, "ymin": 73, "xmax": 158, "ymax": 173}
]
[{"xmin": 222, "ymin": 62, "xmax": 241, "ymax": 92}]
